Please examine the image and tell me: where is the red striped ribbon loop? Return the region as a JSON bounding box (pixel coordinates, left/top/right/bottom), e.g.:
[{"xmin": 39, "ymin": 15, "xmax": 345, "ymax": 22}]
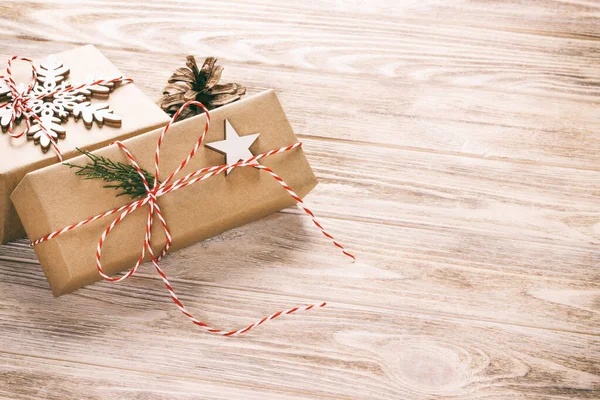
[
  {"xmin": 31, "ymin": 100, "xmax": 355, "ymax": 336},
  {"xmin": 0, "ymin": 55, "xmax": 134, "ymax": 161},
  {"xmin": 1, "ymin": 57, "xmax": 39, "ymax": 142}
]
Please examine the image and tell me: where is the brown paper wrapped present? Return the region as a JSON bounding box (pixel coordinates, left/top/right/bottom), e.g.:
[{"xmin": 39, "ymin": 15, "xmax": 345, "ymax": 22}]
[
  {"xmin": 0, "ymin": 45, "xmax": 170, "ymax": 243},
  {"xmin": 11, "ymin": 90, "xmax": 318, "ymax": 296}
]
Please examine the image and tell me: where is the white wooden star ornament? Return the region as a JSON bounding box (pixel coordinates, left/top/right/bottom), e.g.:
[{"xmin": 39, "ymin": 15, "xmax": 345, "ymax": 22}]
[{"xmin": 205, "ymin": 119, "xmax": 260, "ymax": 175}]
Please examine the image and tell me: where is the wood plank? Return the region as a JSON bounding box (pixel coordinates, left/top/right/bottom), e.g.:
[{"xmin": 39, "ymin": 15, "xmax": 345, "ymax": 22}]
[
  {"xmin": 2, "ymin": 39, "xmax": 599, "ymax": 171},
  {"xmin": 1, "ymin": 212, "xmax": 599, "ymax": 335},
  {"xmin": 314, "ymin": 0, "xmax": 600, "ymax": 39},
  {"xmin": 0, "ymin": 353, "xmax": 317, "ymax": 400},
  {"xmin": 2, "ymin": 0, "xmax": 599, "ymax": 40},
  {"xmin": 300, "ymin": 138, "xmax": 600, "ymax": 246},
  {"xmin": 0, "ymin": 0, "xmax": 598, "ymax": 93},
  {"xmin": 0, "ymin": 278, "xmax": 598, "ymax": 399}
]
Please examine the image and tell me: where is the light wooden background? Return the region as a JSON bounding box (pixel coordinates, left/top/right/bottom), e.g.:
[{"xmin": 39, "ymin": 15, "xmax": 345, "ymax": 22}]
[{"xmin": 1, "ymin": 1, "xmax": 599, "ymax": 399}]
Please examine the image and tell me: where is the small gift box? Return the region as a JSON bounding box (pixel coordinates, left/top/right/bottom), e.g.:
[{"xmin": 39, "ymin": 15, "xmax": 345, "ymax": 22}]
[
  {"xmin": 11, "ymin": 90, "xmax": 322, "ymax": 297},
  {"xmin": 0, "ymin": 45, "xmax": 170, "ymax": 243}
]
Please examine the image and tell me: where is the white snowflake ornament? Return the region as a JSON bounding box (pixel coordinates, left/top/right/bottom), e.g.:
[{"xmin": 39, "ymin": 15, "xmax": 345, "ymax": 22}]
[
  {"xmin": 0, "ymin": 103, "xmax": 16, "ymax": 132},
  {"xmin": 28, "ymin": 85, "xmax": 87, "ymax": 121},
  {"xmin": 27, "ymin": 114, "xmax": 66, "ymax": 152},
  {"xmin": 30, "ymin": 80, "xmax": 70, "ymax": 99},
  {"xmin": 73, "ymin": 102, "xmax": 122, "ymax": 129},
  {"xmin": 0, "ymin": 79, "xmax": 9, "ymax": 99},
  {"xmin": 37, "ymin": 55, "xmax": 70, "ymax": 89},
  {"xmin": 78, "ymin": 74, "xmax": 114, "ymax": 99}
]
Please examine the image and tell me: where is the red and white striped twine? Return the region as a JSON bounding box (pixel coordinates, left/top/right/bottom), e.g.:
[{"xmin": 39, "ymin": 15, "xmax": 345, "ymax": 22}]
[
  {"xmin": 31, "ymin": 100, "xmax": 355, "ymax": 336},
  {"xmin": 0, "ymin": 56, "xmax": 133, "ymax": 161}
]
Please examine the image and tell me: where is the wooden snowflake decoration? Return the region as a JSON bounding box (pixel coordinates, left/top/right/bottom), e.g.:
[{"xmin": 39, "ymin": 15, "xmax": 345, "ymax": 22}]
[
  {"xmin": 0, "ymin": 79, "xmax": 9, "ymax": 99},
  {"xmin": 2, "ymin": 55, "xmax": 123, "ymax": 152},
  {"xmin": 28, "ymin": 114, "xmax": 66, "ymax": 149},
  {"xmin": 0, "ymin": 103, "xmax": 15, "ymax": 131}
]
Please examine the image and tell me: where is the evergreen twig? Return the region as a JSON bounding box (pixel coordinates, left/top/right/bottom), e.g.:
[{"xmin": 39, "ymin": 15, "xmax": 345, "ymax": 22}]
[{"xmin": 64, "ymin": 148, "xmax": 158, "ymax": 199}]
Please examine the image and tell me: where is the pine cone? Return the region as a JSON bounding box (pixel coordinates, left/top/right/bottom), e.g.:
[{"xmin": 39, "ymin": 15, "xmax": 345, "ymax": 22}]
[{"xmin": 157, "ymin": 56, "xmax": 246, "ymax": 121}]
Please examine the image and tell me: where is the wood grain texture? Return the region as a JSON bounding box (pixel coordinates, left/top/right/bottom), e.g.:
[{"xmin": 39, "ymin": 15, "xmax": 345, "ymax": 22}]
[
  {"xmin": 0, "ymin": 0, "xmax": 599, "ymax": 398},
  {"xmin": 0, "ymin": 275, "xmax": 599, "ymax": 399}
]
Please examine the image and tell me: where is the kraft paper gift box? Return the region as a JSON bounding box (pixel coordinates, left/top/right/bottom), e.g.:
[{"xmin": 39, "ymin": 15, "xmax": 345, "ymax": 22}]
[
  {"xmin": 0, "ymin": 45, "xmax": 170, "ymax": 243},
  {"xmin": 11, "ymin": 90, "xmax": 318, "ymax": 296}
]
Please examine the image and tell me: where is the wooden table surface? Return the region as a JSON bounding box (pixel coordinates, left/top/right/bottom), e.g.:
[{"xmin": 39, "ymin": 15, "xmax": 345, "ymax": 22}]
[{"xmin": 0, "ymin": 1, "xmax": 599, "ymax": 399}]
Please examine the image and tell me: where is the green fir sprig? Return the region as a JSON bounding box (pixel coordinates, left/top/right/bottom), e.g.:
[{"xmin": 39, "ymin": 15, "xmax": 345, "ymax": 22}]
[{"xmin": 64, "ymin": 148, "xmax": 158, "ymax": 199}]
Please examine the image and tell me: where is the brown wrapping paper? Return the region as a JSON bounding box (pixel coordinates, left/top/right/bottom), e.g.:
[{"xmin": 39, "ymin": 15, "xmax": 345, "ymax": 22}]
[
  {"xmin": 11, "ymin": 90, "xmax": 318, "ymax": 296},
  {"xmin": 0, "ymin": 45, "xmax": 171, "ymax": 243}
]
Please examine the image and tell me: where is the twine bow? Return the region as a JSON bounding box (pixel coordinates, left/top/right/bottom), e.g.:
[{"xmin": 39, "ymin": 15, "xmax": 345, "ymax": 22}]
[
  {"xmin": 32, "ymin": 101, "xmax": 355, "ymax": 336},
  {"xmin": 0, "ymin": 56, "xmax": 132, "ymax": 161}
]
